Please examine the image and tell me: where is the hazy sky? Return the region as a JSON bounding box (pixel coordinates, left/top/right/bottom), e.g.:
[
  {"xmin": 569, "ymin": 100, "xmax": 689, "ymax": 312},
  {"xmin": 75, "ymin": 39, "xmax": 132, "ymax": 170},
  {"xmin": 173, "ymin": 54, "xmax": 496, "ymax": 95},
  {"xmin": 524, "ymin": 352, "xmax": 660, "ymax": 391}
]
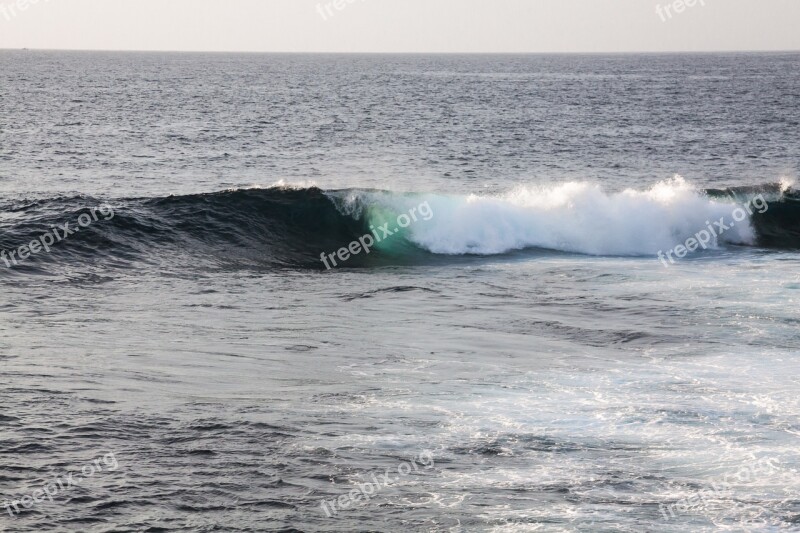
[{"xmin": 1, "ymin": 0, "xmax": 799, "ymax": 53}]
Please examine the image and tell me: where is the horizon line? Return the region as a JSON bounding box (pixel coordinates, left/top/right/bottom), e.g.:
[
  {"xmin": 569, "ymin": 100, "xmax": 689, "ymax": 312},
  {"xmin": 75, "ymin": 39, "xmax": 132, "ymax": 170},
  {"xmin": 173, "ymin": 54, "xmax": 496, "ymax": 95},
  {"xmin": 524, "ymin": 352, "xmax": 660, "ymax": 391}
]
[{"xmin": 2, "ymin": 47, "xmax": 800, "ymax": 55}]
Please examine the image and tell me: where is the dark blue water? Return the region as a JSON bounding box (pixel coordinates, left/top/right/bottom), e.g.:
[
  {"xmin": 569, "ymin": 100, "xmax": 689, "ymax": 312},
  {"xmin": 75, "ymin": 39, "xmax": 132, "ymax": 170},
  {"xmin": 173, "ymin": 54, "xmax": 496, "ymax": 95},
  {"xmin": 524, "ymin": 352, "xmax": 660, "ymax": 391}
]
[{"xmin": 1, "ymin": 51, "xmax": 799, "ymax": 532}]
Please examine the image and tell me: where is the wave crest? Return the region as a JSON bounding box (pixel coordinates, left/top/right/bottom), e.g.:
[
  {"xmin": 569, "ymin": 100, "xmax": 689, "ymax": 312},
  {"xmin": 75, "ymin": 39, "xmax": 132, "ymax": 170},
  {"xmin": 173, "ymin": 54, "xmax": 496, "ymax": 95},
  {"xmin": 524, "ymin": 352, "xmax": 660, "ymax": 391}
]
[{"xmin": 403, "ymin": 176, "xmax": 762, "ymax": 256}]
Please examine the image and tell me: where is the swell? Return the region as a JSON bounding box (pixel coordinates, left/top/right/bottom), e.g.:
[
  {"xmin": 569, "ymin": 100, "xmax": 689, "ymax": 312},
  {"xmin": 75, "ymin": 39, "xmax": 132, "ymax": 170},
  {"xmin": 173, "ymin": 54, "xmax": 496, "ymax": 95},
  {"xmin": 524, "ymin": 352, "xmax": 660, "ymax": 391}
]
[
  {"xmin": 0, "ymin": 178, "xmax": 798, "ymax": 275},
  {"xmin": 0, "ymin": 188, "xmax": 374, "ymax": 273}
]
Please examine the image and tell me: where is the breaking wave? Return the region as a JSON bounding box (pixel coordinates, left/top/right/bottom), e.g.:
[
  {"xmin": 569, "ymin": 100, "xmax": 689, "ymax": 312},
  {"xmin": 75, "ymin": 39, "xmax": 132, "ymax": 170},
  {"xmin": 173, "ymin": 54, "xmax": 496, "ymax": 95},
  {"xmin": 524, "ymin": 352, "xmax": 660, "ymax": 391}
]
[{"xmin": 0, "ymin": 177, "xmax": 798, "ymax": 274}]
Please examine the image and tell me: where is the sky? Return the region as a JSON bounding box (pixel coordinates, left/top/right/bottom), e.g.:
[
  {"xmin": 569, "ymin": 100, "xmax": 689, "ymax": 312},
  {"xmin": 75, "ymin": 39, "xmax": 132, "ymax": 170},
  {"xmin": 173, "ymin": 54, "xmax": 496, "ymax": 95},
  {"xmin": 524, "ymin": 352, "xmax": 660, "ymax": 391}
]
[{"xmin": 0, "ymin": 0, "xmax": 799, "ymax": 53}]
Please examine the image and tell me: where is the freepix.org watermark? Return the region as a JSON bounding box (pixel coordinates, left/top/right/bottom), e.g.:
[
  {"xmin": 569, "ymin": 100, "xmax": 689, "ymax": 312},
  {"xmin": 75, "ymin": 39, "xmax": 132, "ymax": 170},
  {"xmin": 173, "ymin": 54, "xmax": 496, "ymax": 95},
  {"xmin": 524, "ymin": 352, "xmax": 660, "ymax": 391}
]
[
  {"xmin": 316, "ymin": 0, "xmax": 368, "ymax": 21},
  {"xmin": 320, "ymin": 451, "xmax": 435, "ymax": 518},
  {"xmin": 320, "ymin": 201, "xmax": 433, "ymax": 270},
  {"xmin": 660, "ymin": 457, "xmax": 780, "ymax": 521},
  {"xmin": 3, "ymin": 451, "xmax": 120, "ymax": 518},
  {"xmin": 1, "ymin": 204, "xmax": 114, "ymax": 268},
  {"xmin": 655, "ymin": 0, "xmax": 706, "ymax": 22},
  {"xmin": 657, "ymin": 194, "xmax": 768, "ymax": 268},
  {"xmin": 0, "ymin": 0, "xmax": 54, "ymax": 23}
]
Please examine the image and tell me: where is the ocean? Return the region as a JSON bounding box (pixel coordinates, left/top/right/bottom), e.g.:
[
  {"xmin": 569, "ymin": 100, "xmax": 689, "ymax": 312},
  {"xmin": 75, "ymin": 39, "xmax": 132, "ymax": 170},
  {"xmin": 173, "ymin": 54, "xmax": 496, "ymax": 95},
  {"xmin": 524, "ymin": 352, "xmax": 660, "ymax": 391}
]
[{"xmin": 1, "ymin": 51, "xmax": 799, "ymax": 532}]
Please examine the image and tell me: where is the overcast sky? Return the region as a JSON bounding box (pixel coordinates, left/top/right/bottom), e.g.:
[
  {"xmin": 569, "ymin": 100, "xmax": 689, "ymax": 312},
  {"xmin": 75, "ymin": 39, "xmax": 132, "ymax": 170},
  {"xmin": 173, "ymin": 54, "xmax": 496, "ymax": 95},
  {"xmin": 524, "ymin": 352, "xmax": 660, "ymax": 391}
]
[{"xmin": 1, "ymin": 0, "xmax": 798, "ymax": 53}]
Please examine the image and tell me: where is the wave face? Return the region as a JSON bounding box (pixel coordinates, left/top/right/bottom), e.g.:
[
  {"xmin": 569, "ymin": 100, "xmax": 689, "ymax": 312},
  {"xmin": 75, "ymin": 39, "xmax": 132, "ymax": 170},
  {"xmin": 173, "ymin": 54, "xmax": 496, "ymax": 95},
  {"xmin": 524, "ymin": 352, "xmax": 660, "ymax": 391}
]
[{"xmin": 1, "ymin": 177, "xmax": 799, "ymax": 273}]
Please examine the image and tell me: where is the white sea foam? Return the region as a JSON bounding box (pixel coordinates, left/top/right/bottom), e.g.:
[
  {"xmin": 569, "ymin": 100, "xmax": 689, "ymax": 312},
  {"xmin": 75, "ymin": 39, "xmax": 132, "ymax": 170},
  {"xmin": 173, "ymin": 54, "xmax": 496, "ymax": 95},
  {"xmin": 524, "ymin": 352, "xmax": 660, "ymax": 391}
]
[
  {"xmin": 268, "ymin": 179, "xmax": 320, "ymax": 190},
  {"xmin": 370, "ymin": 176, "xmax": 758, "ymax": 256}
]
